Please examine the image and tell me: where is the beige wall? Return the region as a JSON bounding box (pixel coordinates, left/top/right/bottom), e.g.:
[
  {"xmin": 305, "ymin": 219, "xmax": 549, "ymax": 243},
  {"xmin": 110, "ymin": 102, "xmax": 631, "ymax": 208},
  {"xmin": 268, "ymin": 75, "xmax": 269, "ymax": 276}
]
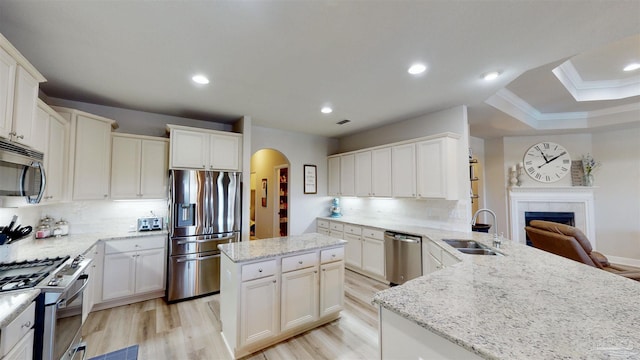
[{"xmin": 250, "ymin": 149, "xmax": 288, "ymax": 239}]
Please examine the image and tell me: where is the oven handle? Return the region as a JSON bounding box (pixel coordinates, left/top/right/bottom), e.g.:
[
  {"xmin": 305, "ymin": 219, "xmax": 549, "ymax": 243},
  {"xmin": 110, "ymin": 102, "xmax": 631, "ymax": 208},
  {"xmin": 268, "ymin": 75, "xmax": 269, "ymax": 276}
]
[
  {"xmin": 176, "ymin": 253, "xmax": 220, "ymax": 263},
  {"xmin": 176, "ymin": 235, "xmax": 235, "ymax": 245},
  {"xmin": 57, "ymin": 274, "xmax": 89, "ymax": 309}
]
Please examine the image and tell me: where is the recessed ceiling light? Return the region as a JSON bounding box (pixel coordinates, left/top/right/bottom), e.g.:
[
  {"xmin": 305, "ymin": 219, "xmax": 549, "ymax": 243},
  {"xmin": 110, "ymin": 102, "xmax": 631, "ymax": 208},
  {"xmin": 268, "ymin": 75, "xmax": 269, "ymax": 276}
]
[
  {"xmin": 408, "ymin": 63, "xmax": 427, "ymax": 75},
  {"xmin": 483, "ymin": 71, "xmax": 500, "ymax": 81},
  {"xmin": 192, "ymin": 74, "xmax": 210, "ymax": 85},
  {"xmin": 321, "ymin": 106, "xmax": 333, "ymax": 114},
  {"xmin": 623, "ymin": 63, "xmax": 640, "ymax": 72}
]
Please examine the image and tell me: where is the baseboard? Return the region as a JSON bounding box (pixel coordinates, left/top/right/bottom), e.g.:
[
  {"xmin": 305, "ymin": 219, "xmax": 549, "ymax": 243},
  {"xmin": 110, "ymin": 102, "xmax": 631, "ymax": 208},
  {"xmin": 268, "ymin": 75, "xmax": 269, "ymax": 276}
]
[{"xmin": 606, "ymin": 255, "xmax": 640, "ymax": 268}]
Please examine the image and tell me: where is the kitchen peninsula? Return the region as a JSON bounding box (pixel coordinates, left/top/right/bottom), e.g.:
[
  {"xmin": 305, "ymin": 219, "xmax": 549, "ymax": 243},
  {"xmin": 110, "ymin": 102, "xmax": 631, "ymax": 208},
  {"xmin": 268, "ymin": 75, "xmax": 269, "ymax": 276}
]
[{"xmin": 217, "ymin": 233, "xmax": 346, "ymax": 359}]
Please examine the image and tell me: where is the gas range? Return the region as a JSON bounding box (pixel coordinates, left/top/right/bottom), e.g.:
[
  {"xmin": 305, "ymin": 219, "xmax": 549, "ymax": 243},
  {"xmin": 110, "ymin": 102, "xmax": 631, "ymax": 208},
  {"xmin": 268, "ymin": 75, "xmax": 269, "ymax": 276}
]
[{"xmin": 0, "ymin": 255, "xmax": 91, "ymax": 293}]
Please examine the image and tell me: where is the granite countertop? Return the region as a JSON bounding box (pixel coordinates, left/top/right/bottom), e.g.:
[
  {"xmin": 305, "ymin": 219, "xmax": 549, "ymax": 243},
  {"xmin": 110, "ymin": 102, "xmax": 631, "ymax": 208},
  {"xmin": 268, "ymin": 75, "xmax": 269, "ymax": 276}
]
[
  {"xmin": 218, "ymin": 233, "xmax": 346, "ymax": 263},
  {"xmin": 0, "ymin": 289, "xmax": 40, "ymax": 328},
  {"xmin": 2, "ymin": 230, "xmax": 168, "ymax": 263},
  {"xmin": 331, "ymin": 215, "xmax": 640, "ymax": 359}
]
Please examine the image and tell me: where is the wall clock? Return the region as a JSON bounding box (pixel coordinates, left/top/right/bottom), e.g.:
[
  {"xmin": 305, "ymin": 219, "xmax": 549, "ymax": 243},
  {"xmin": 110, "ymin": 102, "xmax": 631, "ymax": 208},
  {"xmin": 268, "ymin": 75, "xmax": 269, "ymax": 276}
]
[{"xmin": 523, "ymin": 142, "xmax": 571, "ymax": 183}]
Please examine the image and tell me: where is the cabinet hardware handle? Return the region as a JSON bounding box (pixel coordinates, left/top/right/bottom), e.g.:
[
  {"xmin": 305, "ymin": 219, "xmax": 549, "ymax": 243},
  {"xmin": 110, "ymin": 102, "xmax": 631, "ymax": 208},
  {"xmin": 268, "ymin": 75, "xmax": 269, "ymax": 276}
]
[
  {"xmin": 21, "ymin": 321, "xmax": 31, "ymax": 328},
  {"xmin": 298, "ymin": 261, "xmax": 303, "ymax": 264},
  {"xmin": 258, "ymin": 269, "xmax": 263, "ymax": 272},
  {"xmin": 9, "ymin": 131, "xmax": 16, "ymax": 136},
  {"xmin": 314, "ymin": 271, "xmax": 317, "ymax": 273},
  {"xmin": 272, "ymin": 280, "xmax": 276, "ymax": 283},
  {"xmin": 322, "ymin": 269, "xmax": 326, "ymax": 271},
  {"xmin": 16, "ymin": 135, "xmax": 24, "ymax": 139},
  {"xmin": 331, "ymin": 254, "xmax": 336, "ymax": 258}
]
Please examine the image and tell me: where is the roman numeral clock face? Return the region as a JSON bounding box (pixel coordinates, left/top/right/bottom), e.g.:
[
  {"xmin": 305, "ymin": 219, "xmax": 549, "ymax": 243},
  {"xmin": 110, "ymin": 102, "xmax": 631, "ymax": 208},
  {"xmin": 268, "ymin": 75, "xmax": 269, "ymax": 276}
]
[{"xmin": 524, "ymin": 142, "xmax": 571, "ymax": 183}]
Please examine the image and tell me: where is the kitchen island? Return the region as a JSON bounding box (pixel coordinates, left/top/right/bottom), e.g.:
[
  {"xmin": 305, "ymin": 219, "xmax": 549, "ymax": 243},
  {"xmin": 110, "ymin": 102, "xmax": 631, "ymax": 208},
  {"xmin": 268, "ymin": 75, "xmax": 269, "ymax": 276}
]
[
  {"xmin": 218, "ymin": 233, "xmax": 346, "ymax": 359},
  {"xmin": 371, "ymin": 229, "xmax": 640, "ymax": 359}
]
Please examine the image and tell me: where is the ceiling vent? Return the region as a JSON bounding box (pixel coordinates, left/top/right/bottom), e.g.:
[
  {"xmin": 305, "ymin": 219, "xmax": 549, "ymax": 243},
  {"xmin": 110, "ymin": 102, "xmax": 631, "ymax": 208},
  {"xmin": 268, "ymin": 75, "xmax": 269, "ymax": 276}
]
[{"xmin": 336, "ymin": 119, "xmax": 351, "ymax": 125}]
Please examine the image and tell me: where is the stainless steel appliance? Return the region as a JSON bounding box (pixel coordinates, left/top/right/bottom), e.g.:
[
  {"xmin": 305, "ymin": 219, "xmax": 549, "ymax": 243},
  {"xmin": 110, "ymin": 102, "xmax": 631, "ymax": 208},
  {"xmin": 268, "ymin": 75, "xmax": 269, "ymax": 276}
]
[
  {"xmin": 384, "ymin": 231, "xmax": 422, "ymax": 285},
  {"xmin": 167, "ymin": 170, "xmax": 241, "ymax": 302},
  {"xmin": 0, "ymin": 138, "xmax": 46, "ymax": 204},
  {"xmin": 0, "ymin": 255, "xmax": 92, "ymax": 360},
  {"xmin": 137, "ymin": 216, "xmax": 163, "ymax": 231}
]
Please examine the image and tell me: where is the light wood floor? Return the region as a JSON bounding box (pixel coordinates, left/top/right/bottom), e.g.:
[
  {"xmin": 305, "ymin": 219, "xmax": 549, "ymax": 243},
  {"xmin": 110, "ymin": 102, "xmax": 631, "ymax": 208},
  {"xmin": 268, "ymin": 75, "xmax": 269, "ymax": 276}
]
[{"xmin": 81, "ymin": 270, "xmax": 389, "ymax": 359}]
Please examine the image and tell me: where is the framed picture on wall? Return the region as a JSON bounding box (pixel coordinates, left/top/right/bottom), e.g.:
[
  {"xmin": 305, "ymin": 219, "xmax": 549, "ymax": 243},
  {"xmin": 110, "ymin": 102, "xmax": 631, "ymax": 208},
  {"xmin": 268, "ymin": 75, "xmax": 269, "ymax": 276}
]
[
  {"xmin": 261, "ymin": 178, "xmax": 267, "ymax": 207},
  {"xmin": 304, "ymin": 164, "xmax": 317, "ymax": 194}
]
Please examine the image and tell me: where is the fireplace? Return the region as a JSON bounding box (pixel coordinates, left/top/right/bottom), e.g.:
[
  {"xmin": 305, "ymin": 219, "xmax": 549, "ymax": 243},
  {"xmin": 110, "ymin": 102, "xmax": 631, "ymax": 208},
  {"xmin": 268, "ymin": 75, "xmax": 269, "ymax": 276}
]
[
  {"xmin": 524, "ymin": 211, "xmax": 575, "ymax": 246},
  {"xmin": 509, "ymin": 187, "xmax": 595, "ymax": 249}
]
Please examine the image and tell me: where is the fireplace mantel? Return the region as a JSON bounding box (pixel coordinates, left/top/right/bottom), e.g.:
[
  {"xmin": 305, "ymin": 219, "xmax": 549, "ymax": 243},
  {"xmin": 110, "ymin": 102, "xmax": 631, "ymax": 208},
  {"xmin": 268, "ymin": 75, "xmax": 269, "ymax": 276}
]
[{"xmin": 509, "ymin": 187, "xmax": 596, "ymax": 248}]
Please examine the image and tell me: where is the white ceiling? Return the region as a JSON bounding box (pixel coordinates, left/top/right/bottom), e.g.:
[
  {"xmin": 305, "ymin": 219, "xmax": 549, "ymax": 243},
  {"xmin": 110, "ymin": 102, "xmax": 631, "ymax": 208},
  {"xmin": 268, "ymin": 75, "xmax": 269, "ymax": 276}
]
[{"xmin": 0, "ymin": 1, "xmax": 638, "ymax": 139}]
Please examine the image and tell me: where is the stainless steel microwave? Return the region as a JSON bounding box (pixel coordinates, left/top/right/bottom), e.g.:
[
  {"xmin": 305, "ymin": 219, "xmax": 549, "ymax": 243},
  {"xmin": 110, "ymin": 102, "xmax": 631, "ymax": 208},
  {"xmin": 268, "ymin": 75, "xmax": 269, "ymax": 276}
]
[{"xmin": 0, "ymin": 138, "xmax": 46, "ymax": 205}]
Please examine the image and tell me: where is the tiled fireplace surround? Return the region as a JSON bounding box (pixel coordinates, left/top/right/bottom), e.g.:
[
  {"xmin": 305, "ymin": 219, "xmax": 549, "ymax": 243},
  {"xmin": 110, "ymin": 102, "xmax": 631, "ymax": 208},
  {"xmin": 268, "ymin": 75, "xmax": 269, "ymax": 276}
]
[{"xmin": 509, "ymin": 187, "xmax": 596, "ymax": 249}]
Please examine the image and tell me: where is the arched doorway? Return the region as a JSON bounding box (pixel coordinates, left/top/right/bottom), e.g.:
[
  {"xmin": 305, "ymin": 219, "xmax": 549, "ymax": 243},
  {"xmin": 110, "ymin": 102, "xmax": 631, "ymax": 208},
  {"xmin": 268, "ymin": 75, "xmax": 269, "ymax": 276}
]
[{"xmin": 250, "ymin": 149, "xmax": 290, "ymax": 239}]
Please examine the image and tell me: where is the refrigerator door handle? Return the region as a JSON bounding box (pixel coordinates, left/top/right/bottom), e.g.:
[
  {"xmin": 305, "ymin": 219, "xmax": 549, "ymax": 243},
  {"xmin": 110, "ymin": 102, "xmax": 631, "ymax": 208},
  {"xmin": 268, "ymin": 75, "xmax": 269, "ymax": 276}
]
[
  {"xmin": 176, "ymin": 254, "xmax": 220, "ymax": 263},
  {"xmin": 176, "ymin": 235, "xmax": 236, "ymax": 245}
]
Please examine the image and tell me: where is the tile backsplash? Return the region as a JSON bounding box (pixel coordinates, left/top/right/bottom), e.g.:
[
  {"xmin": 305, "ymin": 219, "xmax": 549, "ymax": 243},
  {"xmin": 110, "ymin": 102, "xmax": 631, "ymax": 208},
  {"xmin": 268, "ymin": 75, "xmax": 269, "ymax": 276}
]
[{"xmin": 0, "ymin": 200, "xmax": 167, "ymax": 235}]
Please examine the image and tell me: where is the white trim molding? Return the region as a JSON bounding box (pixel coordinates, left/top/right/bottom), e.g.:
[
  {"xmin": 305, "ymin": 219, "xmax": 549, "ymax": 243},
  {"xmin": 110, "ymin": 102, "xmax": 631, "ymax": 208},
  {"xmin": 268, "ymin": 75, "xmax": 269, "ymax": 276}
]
[
  {"xmin": 508, "ymin": 187, "xmax": 596, "ymax": 249},
  {"xmin": 552, "ymin": 60, "xmax": 640, "ymax": 101}
]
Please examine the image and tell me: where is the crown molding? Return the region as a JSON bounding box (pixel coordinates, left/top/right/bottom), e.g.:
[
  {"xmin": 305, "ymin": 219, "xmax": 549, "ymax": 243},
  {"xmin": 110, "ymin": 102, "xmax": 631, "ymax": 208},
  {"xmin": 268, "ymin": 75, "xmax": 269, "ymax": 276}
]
[{"xmin": 552, "ymin": 60, "xmax": 640, "ymax": 101}]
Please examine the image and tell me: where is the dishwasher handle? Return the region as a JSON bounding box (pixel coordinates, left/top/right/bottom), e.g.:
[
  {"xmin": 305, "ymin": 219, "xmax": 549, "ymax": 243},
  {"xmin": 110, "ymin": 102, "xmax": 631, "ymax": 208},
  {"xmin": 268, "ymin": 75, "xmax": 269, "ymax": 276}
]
[{"xmin": 384, "ymin": 232, "xmax": 421, "ymax": 244}]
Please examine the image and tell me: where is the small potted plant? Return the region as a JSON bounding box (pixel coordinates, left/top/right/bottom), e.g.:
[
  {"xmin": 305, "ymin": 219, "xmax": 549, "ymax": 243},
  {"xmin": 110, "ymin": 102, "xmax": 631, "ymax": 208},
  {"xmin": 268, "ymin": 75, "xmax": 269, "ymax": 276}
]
[{"xmin": 582, "ymin": 154, "xmax": 601, "ymax": 187}]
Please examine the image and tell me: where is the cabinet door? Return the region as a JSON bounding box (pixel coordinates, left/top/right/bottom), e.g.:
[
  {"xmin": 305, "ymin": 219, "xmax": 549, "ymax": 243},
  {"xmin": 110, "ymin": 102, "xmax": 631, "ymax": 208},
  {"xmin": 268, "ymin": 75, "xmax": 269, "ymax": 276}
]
[
  {"xmin": 340, "ymin": 154, "xmax": 355, "ymax": 196},
  {"xmin": 102, "ymin": 252, "xmax": 136, "ymax": 301},
  {"xmin": 4, "ymin": 328, "xmax": 34, "ymax": 360},
  {"xmin": 371, "ymin": 147, "xmax": 392, "ymax": 197},
  {"xmin": 392, "ymin": 144, "xmax": 416, "ymax": 197},
  {"xmin": 135, "ymin": 247, "xmax": 166, "ymax": 294},
  {"xmin": 110, "ymin": 136, "xmax": 142, "ymax": 199},
  {"xmin": 355, "ymin": 151, "xmax": 372, "ymax": 197},
  {"xmin": 317, "ymin": 228, "xmax": 329, "ymax": 236},
  {"xmin": 170, "ymin": 129, "xmax": 207, "ymax": 169},
  {"xmin": 32, "ymin": 106, "xmax": 49, "ymax": 153},
  {"xmin": 43, "ymin": 115, "xmax": 67, "ymax": 203},
  {"xmin": 344, "ymin": 233, "xmax": 362, "ymax": 269},
  {"xmin": 0, "ymin": 46, "xmax": 17, "ymax": 139},
  {"xmin": 416, "ymin": 138, "xmax": 458, "ymax": 200},
  {"xmin": 320, "ymin": 261, "xmax": 344, "ymax": 317},
  {"xmin": 362, "ymin": 238, "xmax": 385, "ymax": 278},
  {"xmin": 441, "ymin": 249, "xmax": 460, "ymax": 268},
  {"xmin": 11, "ymin": 66, "xmax": 38, "ymax": 147},
  {"xmin": 140, "ymin": 139, "xmax": 169, "ymax": 198},
  {"xmin": 73, "ymin": 115, "xmax": 112, "ymax": 200},
  {"xmin": 281, "ymin": 266, "xmax": 319, "ymax": 331},
  {"xmin": 327, "ymin": 156, "xmax": 341, "ymax": 196},
  {"xmin": 209, "ymin": 133, "xmax": 240, "ymax": 171},
  {"xmin": 240, "ymin": 276, "xmax": 279, "ymax": 346}
]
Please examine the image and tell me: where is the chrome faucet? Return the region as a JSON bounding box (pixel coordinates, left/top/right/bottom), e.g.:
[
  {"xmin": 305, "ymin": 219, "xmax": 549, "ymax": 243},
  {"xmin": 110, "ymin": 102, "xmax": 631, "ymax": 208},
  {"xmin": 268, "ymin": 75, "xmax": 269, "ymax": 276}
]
[{"xmin": 471, "ymin": 208, "xmax": 501, "ymax": 247}]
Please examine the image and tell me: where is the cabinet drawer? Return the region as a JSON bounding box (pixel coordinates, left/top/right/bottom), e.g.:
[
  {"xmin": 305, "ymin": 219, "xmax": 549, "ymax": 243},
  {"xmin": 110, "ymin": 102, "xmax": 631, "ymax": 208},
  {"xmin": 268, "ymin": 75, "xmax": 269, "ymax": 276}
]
[
  {"xmin": 282, "ymin": 252, "xmax": 318, "ymax": 273},
  {"xmin": 0, "ymin": 301, "xmax": 35, "ymax": 357},
  {"xmin": 321, "ymin": 247, "xmax": 344, "ymax": 264},
  {"xmin": 428, "ymin": 241, "xmax": 443, "ymax": 258},
  {"xmin": 241, "ymin": 259, "xmax": 277, "ymax": 281},
  {"xmin": 344, "ymin": 224, "xmax": 362, "ymax": 236},
  {"xmin": 317, "ymin": 219, "xmax": 329, "ymax": 229},
  {"xmin": 362, "ymin": 227, "xmax": 384, "ymax": 240},
  {"xmin": 329, "ymin": 222, "xmax": 344, "ymax": 231},
  {"xmin": 105, "ymin": 236, "xmax": 166, "ymax": 254}
]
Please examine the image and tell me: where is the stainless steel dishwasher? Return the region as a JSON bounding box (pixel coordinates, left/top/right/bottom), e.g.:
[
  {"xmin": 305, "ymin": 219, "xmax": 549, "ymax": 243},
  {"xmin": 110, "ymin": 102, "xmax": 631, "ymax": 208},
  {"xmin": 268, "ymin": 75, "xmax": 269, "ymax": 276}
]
[{"xmin": 384, "ymin": 231, "xmax": 422, "ymax": 285}]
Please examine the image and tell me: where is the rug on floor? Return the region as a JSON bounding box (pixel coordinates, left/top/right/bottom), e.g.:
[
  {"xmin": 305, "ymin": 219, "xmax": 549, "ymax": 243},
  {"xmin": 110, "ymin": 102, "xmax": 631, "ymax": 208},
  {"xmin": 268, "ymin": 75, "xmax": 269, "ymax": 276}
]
[{"xmin": 88, "ymin": 345, "xmax": 139, "ymax": 360}]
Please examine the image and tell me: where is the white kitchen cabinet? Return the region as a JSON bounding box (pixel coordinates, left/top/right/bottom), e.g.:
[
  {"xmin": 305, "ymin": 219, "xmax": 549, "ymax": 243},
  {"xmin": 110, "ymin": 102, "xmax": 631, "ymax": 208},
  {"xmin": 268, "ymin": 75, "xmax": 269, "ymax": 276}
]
[
  {"xmin": 0, "ymin": 301, "xmax": 35, "ymax": 359},
  {"xmin": 424, "ymin": 239, "xmax": 460, "ymax": 275},
  {"xmin": 339, "ymin": 153, "xmax": 355, "ymax": 196},
  {"xmin": 416, "ymin": 136, "xmax": 458, "ymax": 200},
  {"xmin": 371, "ymin": 147, "xmax": 392, "ymax": 197},
  {"xmin": 32, "ymin": 103, "xmax": 48, "ymax": 153},
  {"xmin": 110, "ymin": 133, "xmax": 169, "ymax": 199},
  {"xmin": 0, "ymin": 46, "xmax": 17, "ymax": 139},
  {"xmin": 2, "ymin": 328, "xmax": 33, "ymax": 360},
  {"xmin": 39, "ymin": 101, "xmax": 70, "ymax": 204},
  {"xmin": 167, "ymin": 124, "xmax": 242, "ymax": 171},
  {"xmin": 361, "ymin": 228, "xmax": 385, "ymax": 279},
  {"xmin": 83, "ymin": 243, "xmax": 103, "ymax": 318},
  {"xmin": 392, "ymin": 143, "xmax": 416, "ymax": 197},
  {"xmin": 319, "ymin": 253, "xmax": 344, "ymax": 317},
  {"xmin": 355, "ymin": 151, "xmax": 372, "ymax": 197},
  {"xmin": 10, "ymin": 66, "xmax": 39, "ymax": 148},
  {"xmin": 102, "ymin": 236, "xmax": 166, "ymax": 302},
  {"xmin": 343, "ymin": 224, "xmax": 363, "ymax": 269},
  {"xmin": 316, "ymin": 219, "xmax": 330, "ymax": 236},
  {"xmin": 240, "ymin": 274, "xmax": 279, "ymax": 346},
  {"xmin": 281, "ymin": 266, "xmax": 318, "ymax": 332},
  {"xmin": 327, "ymin": 156, "xmax": 341, "ymax": 196}
]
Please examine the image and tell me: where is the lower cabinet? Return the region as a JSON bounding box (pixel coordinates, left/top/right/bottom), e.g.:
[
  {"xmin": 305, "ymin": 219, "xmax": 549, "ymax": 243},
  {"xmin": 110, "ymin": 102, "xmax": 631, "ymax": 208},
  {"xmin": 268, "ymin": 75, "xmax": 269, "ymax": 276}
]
[
  {"xmin": 344, "ymin": 233, "xmax": 363, "ymax": 268},
  {"xmin": 221, "ymin": 246, "xmax": 345, "ymax": 359},
  {"xmin": 3, "ymin": 328, "xmax": 33, "ymax": 360},
  {"xmin": 100, "ymin": 235, "xmax": 166, "ymax": 306},
  {"xmin": 423, "ymin": 239, "xmax": 461, "ymax": 275},
  {"xmin": 0, "ymin": 302, "xmax": 35, "ymax": 360}
]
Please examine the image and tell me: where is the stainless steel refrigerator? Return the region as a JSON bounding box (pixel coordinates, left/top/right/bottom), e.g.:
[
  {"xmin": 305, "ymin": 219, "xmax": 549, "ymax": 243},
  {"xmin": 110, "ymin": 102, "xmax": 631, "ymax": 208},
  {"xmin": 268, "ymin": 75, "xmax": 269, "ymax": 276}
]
[{"xmin": 166, "ymin": 170, "xmax": 241, "ymax": 302}]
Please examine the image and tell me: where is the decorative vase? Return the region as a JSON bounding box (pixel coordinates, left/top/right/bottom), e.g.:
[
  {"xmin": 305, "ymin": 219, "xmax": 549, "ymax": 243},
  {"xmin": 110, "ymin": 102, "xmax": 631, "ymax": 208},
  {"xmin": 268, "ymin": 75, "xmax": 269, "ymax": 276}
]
[{"xmin": 584, "ymin": 173, "xmax": 594, "ymax": 187}]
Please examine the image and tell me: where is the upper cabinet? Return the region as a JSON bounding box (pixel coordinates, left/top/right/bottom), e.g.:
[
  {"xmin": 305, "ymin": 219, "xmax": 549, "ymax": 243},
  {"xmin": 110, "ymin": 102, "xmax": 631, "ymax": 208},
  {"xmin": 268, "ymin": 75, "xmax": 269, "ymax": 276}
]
[
  {"xmin": 110, "ymin": 133, "xmax": 169, "ymax": 199},
  {"xmin": 53, "ymin": 107, "xmax": 118, "ymax": 201},
  {"xmin": 166, "ymin": 124, "xmax": 242, "ymax": 171},
  {"xmin": 38, "ymin": 100, "xmax": 70, "ymax": 204},
  {"xmin": 0, "ymin": 33, "xmax": 46, "ymax": 148},
  {"xmin": 328, "ymin": 133, "xmax": 460, "ymax": 200}
]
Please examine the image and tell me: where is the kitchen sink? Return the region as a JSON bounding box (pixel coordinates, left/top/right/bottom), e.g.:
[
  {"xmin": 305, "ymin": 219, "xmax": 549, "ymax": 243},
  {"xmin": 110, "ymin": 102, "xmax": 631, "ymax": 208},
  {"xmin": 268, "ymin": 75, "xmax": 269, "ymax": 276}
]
[{"xmin": 442, "ymin": 239, "xmax": 503, "ymax": 256}]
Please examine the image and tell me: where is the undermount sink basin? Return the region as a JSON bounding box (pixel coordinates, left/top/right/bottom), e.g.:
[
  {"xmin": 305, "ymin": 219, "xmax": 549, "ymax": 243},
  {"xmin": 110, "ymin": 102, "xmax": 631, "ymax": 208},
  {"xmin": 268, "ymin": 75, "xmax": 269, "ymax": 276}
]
[
  {"xmin": 442, "ymin": 239, "xmax": 504, "ymax": 256},
  {"xmin": 442, "ymin": 239, "xmax": 483, "ymax": 249},
  {"xmin": 457, "ymin": 248, "xmax": 502, "ymax": 256}
]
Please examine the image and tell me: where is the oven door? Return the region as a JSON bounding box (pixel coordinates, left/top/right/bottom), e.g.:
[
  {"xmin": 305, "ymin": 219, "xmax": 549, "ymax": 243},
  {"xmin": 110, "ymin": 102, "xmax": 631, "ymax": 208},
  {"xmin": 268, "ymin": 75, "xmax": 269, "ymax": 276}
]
[{"xmin": 43, "ymin": 274, "xmax": 89, "ymax": 360}]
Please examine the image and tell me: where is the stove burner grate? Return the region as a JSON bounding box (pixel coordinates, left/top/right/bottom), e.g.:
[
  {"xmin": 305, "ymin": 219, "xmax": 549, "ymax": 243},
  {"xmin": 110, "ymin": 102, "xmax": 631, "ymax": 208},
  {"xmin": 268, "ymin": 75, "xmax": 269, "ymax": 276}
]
[{"xmin": 0, "ymin": 256, "xmax": 70, "ymax": 292}]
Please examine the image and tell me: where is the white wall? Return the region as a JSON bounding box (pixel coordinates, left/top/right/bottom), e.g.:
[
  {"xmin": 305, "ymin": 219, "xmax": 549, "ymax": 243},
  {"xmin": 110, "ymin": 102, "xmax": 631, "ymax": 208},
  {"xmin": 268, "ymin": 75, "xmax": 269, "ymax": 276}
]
[
  {"xmin": 336, "ymin": 106, "xmax": 473, "ymax": 232},
  {"xmin": 251, "ymin": 126, "xmax": 339, "ymax": 235}
]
